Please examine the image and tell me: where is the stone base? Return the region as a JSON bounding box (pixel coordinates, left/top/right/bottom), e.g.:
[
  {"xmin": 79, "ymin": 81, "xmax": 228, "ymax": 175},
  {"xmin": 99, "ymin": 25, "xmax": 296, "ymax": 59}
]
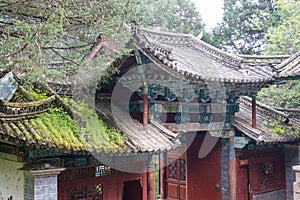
[{"xmin": 294, "ymin": 182, "xmax": 300, "ymax": 200}]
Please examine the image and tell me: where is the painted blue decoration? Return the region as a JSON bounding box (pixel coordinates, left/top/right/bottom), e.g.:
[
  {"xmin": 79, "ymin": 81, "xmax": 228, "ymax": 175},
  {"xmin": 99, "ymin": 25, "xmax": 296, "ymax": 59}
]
[
  {"xmin": 197, "ymin": 89, "xmax": 210, "ymax": 103},
  {"xmin": 164, "ymin": 88, "xmax": 176, "ymax": 101},
  {"xmin": 199, "ymin": 113, "xmax": 212, "ymax": 124},
  {"xmin": 175, "ymin": 112, "xmax": 190, "ymax": 124},
  {"xmin": 234, "ymin": 136, "xmax": 250, "ymax": 149}
]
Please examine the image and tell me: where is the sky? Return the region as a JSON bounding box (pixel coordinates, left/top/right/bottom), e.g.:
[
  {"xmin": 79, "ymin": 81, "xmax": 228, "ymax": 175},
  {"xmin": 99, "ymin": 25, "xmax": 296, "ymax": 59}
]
[{"xmin": 191, "ymin": 0, "xmax": 224, "ymax": 30}]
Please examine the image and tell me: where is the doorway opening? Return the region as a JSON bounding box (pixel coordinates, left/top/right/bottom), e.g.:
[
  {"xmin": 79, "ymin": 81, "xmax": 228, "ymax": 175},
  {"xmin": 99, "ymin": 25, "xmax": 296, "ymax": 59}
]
[{"xmin": 123, "ymin": 180, "xmax": 142, "ymax": 200}]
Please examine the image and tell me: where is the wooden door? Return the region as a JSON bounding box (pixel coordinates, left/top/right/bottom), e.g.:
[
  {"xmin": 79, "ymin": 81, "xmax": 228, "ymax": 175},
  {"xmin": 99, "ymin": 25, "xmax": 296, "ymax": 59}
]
[
  {"xmin": 237, "ymin": 161, "xmax": 249, "ymax": 200},
  {"xmin": 186, "ymin": 133, "xmax": 221, "ymax": 200},
  {"xmin": 166, "ymin": 155, "xmax": 187, "ymax": 200}
]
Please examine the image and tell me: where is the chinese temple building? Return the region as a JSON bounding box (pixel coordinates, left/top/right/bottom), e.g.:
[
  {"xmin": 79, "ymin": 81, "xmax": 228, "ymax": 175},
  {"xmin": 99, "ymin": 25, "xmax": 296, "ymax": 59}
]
[{"xmin": 0, "ymin": 28, "xmax": 300, "ymax": 200}]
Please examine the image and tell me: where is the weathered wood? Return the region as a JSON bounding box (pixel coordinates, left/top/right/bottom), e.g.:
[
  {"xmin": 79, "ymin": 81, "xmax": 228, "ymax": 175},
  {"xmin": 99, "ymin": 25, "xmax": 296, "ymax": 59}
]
[
  {"xmin": 159, "ymin": 152, "xmax": 167, "ymax": 199},
  {"xmin": 143, "ymin": 95, "xmax": 148, "ymax": 129},
  {"xmin": 163, "ymin": 122, "xmax": 230, "ymax": 133},
  {"xmin": 252, "ymin": 96, "xmax": 256, "ymax": 128},
  {"xmin": 147, "ymin": 159, "xmax": 156, "ymax": 200}
]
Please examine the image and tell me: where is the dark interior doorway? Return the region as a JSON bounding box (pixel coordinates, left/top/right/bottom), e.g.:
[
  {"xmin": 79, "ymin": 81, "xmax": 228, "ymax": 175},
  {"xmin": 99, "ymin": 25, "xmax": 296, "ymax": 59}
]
[{"xmin": 123, "ymin": 180, "xmax": 142, "ymax": 200}]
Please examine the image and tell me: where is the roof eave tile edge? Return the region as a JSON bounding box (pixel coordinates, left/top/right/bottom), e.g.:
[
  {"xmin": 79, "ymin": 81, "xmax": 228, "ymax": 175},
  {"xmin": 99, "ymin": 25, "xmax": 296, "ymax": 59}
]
[
  {"xmin": 275, "ymin": 50, "xmax": 300, "ymax": 72},
  {"xmin": 135, "ymin": 29, "xmax": 276, "ymax": 84},
  {"xmin": 133, "ymin": 43, "xmax": 274, "ymax": 84},
  {"xmin": 136, "ymin": 28, "xmax": 244, "ymax": 69}
]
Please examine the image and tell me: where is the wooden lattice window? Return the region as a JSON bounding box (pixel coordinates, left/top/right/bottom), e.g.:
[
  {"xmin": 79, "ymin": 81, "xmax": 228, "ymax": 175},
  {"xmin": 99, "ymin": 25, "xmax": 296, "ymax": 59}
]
[
  {"xmin": 260, "ymin": 161, "xmax": 275, "ymax": 190},
  {"xmin": 67, "ymin": 185, "xmax": 103, "ymax": 200},
  {"xmin": 168, "ymin": 157, "xmax": 186, "ymax": 181},
  {"xmin": 168, "ymin": 158, "xmax": 178, "ymax": 179},
  {"xmin": 179, "ymin": 158, "xmax": 186, "ymax": 181}
]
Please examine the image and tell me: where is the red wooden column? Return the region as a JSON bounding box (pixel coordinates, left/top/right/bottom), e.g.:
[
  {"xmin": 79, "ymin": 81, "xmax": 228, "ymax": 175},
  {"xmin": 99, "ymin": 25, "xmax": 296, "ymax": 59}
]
[
  {"xmin": 229, "ymin": 136, "xmax": 237, "ymax": 200},
  {"xmin": 147, "ymin": 157, "xmax": 155, "ymax": 200},
  {"xmin": 143, "ymin": 86, "xmax": 148, "ymax": 130},
  {"xmin": 87, "ymin": 37, "xmax": 106, "ymax": 61},
  {"xmin": 159, "ymin": 152, "xmax": 167, "ymax": 199},
  {"xmin": 252, "ymin": 95, "xmax": 257, "ymax": 128},
  {"xmin": 143, "ymin": 94, "xmax": 148, "ymax": 129}
]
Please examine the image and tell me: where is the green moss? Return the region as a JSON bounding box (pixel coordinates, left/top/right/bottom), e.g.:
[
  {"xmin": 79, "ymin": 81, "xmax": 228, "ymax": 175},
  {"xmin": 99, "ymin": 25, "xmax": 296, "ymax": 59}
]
[
  {"xmin": 24, "ymin": 96, "xmax": 128, "ymax": 152},
  {"xmin": 271, "ymin": 126, "xmax": 285, "ymax": 135},
  {"xmin": 24, "ymin": 86, "xmax": 49, "ymax": 101},
  {"xmin": 66, "ymin": 100, "xmax": 128, "ymax": 152},
  {"xmin": 30, "ymin": 108, "xmax": 81, "ymax": 150}
]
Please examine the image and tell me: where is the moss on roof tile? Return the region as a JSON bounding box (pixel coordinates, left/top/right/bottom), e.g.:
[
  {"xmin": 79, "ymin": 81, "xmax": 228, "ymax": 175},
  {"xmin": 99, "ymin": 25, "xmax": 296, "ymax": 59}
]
[{"xmin": 68, "ymin": 100, "xmax": 128, "ymax": 153}]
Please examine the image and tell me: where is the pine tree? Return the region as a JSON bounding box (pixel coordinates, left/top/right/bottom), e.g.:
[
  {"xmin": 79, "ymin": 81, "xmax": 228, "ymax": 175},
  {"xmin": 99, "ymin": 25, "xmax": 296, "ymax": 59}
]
[{"xmin": 211, "ymin": 0, "xmax": 277, "ymax": 54}]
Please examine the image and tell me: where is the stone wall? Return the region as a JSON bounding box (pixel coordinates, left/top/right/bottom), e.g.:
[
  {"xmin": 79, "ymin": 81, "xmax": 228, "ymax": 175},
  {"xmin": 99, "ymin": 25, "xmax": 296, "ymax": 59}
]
[
  {"xmin": 253, "ymin": 189, "xmax": 285, "ymax": 200},
  {"xmin": 24, "ymin": 173, "xmax": 34, "ymax": 200},
  {"xmin": 285, "ymin": 144, "xmax": 299, "ymax": 200},
  {"xmin": 221, "ymin": 139, "xmax": 230, "ymax": 200},
  {"xmin": 34, "ymin": 175, "xmax": 57, "ymax": 200},
  {"xmin": 24, "ymin": 168, "xmax": 65, "ymax": 200},
  {"xmin": 0, "ymin": 155, "xmax": 24, "ymax": 200}
]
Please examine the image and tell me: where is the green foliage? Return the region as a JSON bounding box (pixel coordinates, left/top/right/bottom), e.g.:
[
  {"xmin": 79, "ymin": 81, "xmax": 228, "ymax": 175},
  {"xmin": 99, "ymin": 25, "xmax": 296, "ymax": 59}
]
[
  {"xmin": 267, "ymin": 120, "xmax": 299, "ymax": 135},
  {"xmin": 132, "ymin": 0, "xmax": 204, "ymax": 36},
  {"xmin": 31, "ymin": 108, "xmax": 80, "ymax": 148},
  {"xmin": 264, "ymin": 0, "xmax": 300, "ymax": 55},
  {"xmin": 272, "ymin": 126, "xmax": 285, "ymax": 135},
  {"xmin": 0, "ymin": 0, "xmax": 206, "ymax": 91},
  {"xmin": 67, "ymin": 99, "xmax": 128, "ymax": 152},
  {"xmin": 257, "ymin": 81, "xmax": 300, "ymax": 108},
  {"xmin": 27, "ymin": 88, "xmax": 48, "ymax": 101},
  {"xmin": 257, "ymin": 0, "xmax": 300, "ymax": 110},
  {"xmin": 39, "ymin": 108, "xmax": 80, "ymax": 148},
  {"xmin": 0, "ymin": 0, "xmax": 133, "ymax": 83},
  {"xmin": 211, "ymin": 0, "xmax": 300, "ymax": 109},
  {"xmin": 211, "ymin": 0, "xmax": 278, "ymax": 54},
  {"xmin": 269, "ymin": 121, "xmax": 285, "ymax": 135},
  {"xmin": 30, "ymin": 101, "xmax": 128, "ymax": 152}
]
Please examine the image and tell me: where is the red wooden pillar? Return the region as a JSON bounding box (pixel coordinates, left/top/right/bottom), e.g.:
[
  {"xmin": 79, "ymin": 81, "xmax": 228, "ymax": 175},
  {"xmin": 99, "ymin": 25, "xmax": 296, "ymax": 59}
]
[
  {"xmin": 159, "ymin": 152, "xmax": 167, "ymax": 199},
  {"xmin": 87, "ymin": 38, "xmax": 106, "ymax": 61},
  {"xmin": 252, "ymin": 96, "xmax": 256, "ymax": 128},
  {"xmin": 143, "ymin": 94, "xmax": 148, "ymax": 129},
  {"xmin": 143, "ymin": 85, "xmax": 149, "ymax": 130},
  {"xmin": 147, "ymin": 157, "xmax": 155, "ymax": 200},
  {"xmin": 229, "ymin": 136, "xmax": 237, "ymax": 200}
]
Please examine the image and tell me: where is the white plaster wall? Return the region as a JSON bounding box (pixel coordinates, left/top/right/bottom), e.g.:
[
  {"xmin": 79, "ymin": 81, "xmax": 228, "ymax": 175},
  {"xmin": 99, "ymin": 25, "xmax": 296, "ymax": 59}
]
[{"xmin": 0, "ymin": 157, "xmax": 24, "ymax": 200}]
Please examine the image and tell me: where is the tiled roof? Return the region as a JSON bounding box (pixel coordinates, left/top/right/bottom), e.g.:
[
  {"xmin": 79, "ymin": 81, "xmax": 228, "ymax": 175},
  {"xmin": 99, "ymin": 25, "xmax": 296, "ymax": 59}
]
[
  {"xmin": 133, "ymin": 28, "xmax": 300, "ymax": 84},
  {"xmin": 0, "ymin": 96, "xmax": 136, "ymax": 153},
  {"xmin": 0, "ymin": 96, "xmax": 85, "ymax": 151},
  {"xmin": 0, "ymin": 73, "xmax": 180, "ymax": 154},
  {"xmin": 95, "ymin": 97, "xmax": 181, "ymax": 153},
  {"xmin": 0, "ymin": 74, "xmax": 128, "ymax": 153},
  {"xmin": 275, "ymin": 51, "xmax": 300, "ymax": 78},
  {"xmin": 134, "ymin": 28, "xmax": 274, "ymax": 84},
  {"xmin": 232, "ymin": 97, "xmax": 300, "ymax": 143}
]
